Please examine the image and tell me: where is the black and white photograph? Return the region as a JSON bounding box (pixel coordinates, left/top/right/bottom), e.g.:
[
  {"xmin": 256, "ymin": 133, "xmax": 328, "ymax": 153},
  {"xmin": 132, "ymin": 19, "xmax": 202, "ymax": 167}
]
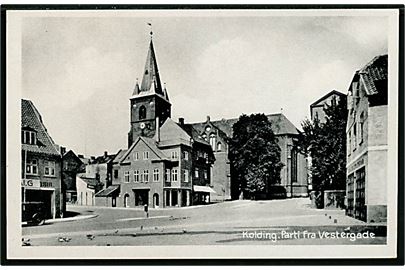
[{"xmin": 2, "ymin": 5, "xmax": 402, "ymax": 262}]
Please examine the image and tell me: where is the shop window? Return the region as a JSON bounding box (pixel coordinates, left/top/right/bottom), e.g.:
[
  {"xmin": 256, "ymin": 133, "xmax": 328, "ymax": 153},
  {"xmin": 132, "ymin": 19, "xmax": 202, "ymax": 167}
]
[
  {"xmin": 26, "ymin": 159, "xmax": 38, "ymax": 175},
  {"xmin": 44, "ymin": 161, "xmax": 55, "ymax": 176}
]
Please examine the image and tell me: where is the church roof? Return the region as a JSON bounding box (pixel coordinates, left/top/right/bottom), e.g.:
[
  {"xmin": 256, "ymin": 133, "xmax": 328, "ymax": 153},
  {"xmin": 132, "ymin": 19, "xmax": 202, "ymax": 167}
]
[
  {"xmin": 21, "ymin": 99, "xmax": 61, "ymax": 156},
  {"xmin": 191, "ymin": 113, "xmax": 300, "ymax": 138}
]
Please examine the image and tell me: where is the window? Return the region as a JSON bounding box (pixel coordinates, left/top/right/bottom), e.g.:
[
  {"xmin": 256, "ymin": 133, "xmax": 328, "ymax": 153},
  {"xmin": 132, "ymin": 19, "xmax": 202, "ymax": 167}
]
[
  {"xmin": 171, "ymin": 151, "xmax": 178, "ymax": 160},
  {"xmin": 184, "ymin": 169, "xmax": 189, "ymax": 182},
  {"xmin": 114, "ymin": 169, "xmax": 119, "ymax": 179},
  {"xmin": 348, "ymin": 130, "xmax": 352, "ymax": 154},
  {"xmin": 182, "ymin": 151, "xmax": 189, "ymax": 160},
  {"xmin": 22, "ymin": 130, "xmax": 37, "ymax": 145},
  {"xmin": 204, "ymin": 169, "xmax": 208, "ymax": 180},
  {"xmin": 360, "ymin": 112, "xmax": 364, "ymax": 144},
  {"xmin": 153, "ymin": 168, "xmax": 159, "ymax": 182},
  {"xmin": 217, "ymin": 142, "xmax": 222, "ymax": 152},
  {"xmin": 172, "ymin": 169, "xmax": 178, "ymax": 182},
  {"xmin": 143, "ymin": 170, "xmax": 149, "ymax": 182},
  {"xmin": 124, "ymin": 171, "xmax": 130, "ymax": 183},
  {"xmin": 44, "ymin": 161, "xmax": 55, "ymax": 176},
  {"xmin": 202, "ymin": 133, "xmax": 207, "ymax": 141},
  {"xmin": 143, "ymin": 151, "xmax": 149, "ymax": 160},
  {"xmin": 194, "ymin": 168, "xmax": 199, "ymax": 178},
  {"xmin": 133, "ymin": 152, "xmax": 139, "ymax": 160},
  {"xmin": 165, "ymin": 169, "xmax": 171, "ymax": 182},
  {"xmin": 26, "ymin": 159, "xmax": 38, "ymax": 175},
  {"xmin": 209, "ymin": 134, "xmax": 216, "ymax": 151},
  {"xmin": 134, "ymin": 170, "xmax": 140, "ymax": 182},
  {"xmin": 139, "ymin": 105, "xmax": 146, "ymax": 120},
  {"xmin": 353, "ymin": 123, "xmax": 357, "ymax": 150}
]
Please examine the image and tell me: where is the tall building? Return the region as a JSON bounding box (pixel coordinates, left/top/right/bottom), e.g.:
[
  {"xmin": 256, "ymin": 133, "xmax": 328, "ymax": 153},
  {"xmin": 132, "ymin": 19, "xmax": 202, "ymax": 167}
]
[
  {"xmin": 127, "ymin": 39, "xmax": 171, "ymax": 146},
  {"xmin": 21, "ymin": 99, "xmax": 64, "ymax": 219},
  {"xmin": 346, "ymin": 54, "xmax": 388, "ymax": 223}
]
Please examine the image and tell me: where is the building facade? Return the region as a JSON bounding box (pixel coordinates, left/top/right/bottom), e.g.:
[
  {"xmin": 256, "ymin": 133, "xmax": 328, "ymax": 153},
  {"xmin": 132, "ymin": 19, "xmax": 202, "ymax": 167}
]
[
  {"xmin": 21, "ymin": 99, "xmax": 64, "ymax": 219},
  {"xmin": 96, "ymin": 37, "xmax": 215, "ymax": 208},
  {"xmin": 190, "ymin": 113, "xmax": 308, "ymax": 200},
  {"xmin": 310, "ymin": 90, "xmax": 346, "ymax": 123},
  {"xmin": 346, "ymin": 54, "xmax": 388, "ymax": 223},
  {"xmin": 62, "ymin": 149, "xmax": 85, "ymax": 204}
]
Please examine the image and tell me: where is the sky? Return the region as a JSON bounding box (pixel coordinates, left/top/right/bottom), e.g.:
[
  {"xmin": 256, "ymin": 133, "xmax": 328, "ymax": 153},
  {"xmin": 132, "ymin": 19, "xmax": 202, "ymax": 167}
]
[{"xmin": 21, "ymin": 13, "xmax": 388, "ymax": 157}]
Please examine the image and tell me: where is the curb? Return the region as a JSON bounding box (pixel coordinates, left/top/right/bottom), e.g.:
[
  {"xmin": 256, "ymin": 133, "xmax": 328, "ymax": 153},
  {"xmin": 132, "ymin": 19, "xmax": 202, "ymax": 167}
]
[{"xmin": 22, "ymin": 214, "xmax": 98, "ymax": 226}]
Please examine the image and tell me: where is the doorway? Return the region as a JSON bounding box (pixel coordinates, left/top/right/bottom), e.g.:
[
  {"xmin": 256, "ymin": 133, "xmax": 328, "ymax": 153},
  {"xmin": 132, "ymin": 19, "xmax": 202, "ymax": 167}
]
[
  {"xmin": 153, "ymin": 193, "xmax": 159, "ymax": 208},
  {"xmin": 123, "ymin": 194, "xmax": 129, "ymax": 208}
]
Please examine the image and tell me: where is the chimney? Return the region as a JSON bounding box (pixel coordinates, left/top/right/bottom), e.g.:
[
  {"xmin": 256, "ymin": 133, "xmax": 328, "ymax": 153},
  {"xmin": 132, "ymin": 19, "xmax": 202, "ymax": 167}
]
[
  {"xmin": 155, "ymin": 116, "xmax": 160, "ymax": 143},
  {"xmin": 60, "ymin": 146, "xmax": 66, "ymax": 156},
  {"xmin": 178, "ymin": 117, "xmax": 185, "ymax": 126},
  {"xmin": 206, "ymin": 115, "xmax": 210, "ymax": 122},
  {"xmin": 104, "ymin": 151, "xmax": 108, "ymax": 157}
]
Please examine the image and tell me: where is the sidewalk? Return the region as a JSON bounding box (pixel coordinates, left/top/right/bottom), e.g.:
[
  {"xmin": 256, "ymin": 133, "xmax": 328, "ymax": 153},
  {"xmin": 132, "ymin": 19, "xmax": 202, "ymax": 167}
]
[{"xmin": 22, "ymin": 213, "xmax": 97, "ymax": 226}]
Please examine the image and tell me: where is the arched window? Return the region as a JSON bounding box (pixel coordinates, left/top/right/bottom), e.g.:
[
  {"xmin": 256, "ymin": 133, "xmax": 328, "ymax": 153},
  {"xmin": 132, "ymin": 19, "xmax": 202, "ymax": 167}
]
[
  {"xmin": 209, "ymin": 134, "xmax": 216, "ymax": 151},
  {"xmin": 217, "ymin": 142, "xmax": 222, "ymax": 152},
  {"xmin": 139, "ymin": 105, "xmax": 146, "ymax": 120}
]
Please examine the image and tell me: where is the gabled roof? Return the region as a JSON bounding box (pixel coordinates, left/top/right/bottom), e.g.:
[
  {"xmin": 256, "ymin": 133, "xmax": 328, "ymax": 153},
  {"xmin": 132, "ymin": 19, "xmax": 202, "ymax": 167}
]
[
  {"xmin": 119, "ymin": 136, "xmax": 169, "ymax": 163},
  {"xmin": 310, "ymin": 90, "xmax": 346, "ymax": 108},
  {"xmin": 180, "ymin": 124, "xmax": 211, "ymax": 146},
  {"xmin": 21, "ymin": 99, "xmax": 60, "ymax": 156},
  {"xmin": 63, "ymin": 150, "xmax": 83, "ymax": 165},
  {"xmin": 112, "ymin": 149, "xmax": 127, "ymax": 163},
  {"xmin": 159, "ymin": 118, "xmax": 192, "ymax": 147},
  {"xmin": 192, "ymin": 113, "xmax": 299, "ymax": 138},
  {"xmin": 359, "ymin": 54, "xmax": 388, "ymax": 96}
]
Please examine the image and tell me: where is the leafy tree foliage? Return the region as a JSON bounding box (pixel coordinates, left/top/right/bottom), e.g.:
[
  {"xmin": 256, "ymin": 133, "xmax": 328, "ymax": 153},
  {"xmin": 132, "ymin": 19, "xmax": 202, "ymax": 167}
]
[
  {"xmin": 300, "ymin": 97, "xmax": 347, "ymax": 192},
  {"xmin": 229, "ymin": 114, "xmax": 284, "ymax": 199}
]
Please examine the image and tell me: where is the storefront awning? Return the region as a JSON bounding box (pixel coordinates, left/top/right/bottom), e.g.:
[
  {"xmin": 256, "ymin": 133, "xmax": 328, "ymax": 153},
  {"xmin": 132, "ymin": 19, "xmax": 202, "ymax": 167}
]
[
  {"xmin": 95, "ymin": 185, "xmax": 120, "ymax": 197},
  {"xmin": 193, "ymin": 185, "xmax": 216, "ymax": 193}
]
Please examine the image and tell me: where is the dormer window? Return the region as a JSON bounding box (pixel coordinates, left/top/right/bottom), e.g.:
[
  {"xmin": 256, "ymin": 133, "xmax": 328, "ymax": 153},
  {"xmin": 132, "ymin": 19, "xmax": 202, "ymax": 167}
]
[{"xmin": 22, "ymin": 130, "xmax": 37, "ymax": 145}]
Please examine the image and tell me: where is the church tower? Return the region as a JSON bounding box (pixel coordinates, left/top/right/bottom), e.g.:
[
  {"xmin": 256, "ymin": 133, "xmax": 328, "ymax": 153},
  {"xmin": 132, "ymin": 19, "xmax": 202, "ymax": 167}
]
[{"xmin": 128, "ymin": 36, "xmax": 171, "ymax": 147}]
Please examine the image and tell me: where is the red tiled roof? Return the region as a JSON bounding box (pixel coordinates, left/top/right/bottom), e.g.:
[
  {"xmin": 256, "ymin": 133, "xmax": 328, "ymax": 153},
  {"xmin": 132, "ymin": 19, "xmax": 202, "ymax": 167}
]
[{"xmin": 21, "ymin": 99, "xmax": 60, "ymax": 156}]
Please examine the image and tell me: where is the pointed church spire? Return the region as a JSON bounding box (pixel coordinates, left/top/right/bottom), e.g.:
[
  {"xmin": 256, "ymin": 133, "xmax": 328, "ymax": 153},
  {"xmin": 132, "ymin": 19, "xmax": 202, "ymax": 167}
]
[
  {"xmin": 133, "ymin": 78, "xmax": 140, "ymax": 95},
  {"xmin": 163, "ymin": 82, "xmax": 170, "ymax": 101},
  {"xmin": 139, "ymin": 39, "xmax": 164, "ymax": 97}
]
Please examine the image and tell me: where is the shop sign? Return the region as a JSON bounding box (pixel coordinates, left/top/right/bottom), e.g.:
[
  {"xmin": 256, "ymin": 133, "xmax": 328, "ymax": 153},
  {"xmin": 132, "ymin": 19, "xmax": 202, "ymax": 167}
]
[{"xmin": 21, "ymin": 179, "xmax": 40, "ymax": 188}]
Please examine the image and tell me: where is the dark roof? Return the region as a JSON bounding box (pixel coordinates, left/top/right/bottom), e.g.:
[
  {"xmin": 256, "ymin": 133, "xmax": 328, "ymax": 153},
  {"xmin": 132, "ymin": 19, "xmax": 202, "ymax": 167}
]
[
  {"xmin": 95, "ymin": 185, "xmax": 120, "ymax": 197},
  {"xmin": 192, "ymin": 113, "xmax": 299, "ymax": 138},
  {"xmin": 310, "ymin": 90, "xmax": 346, "ymax": 108},
  {"xmin": 21, "ymin": 99, "xmax": 60, "ymax": 156},
  {"xmin": 359, "ymin": 54, "xmax": 388, "ymax": 96},
  {"xmin": 180, "ymin": 124, "xmax": 211, "ymax": 146},
  {"xmin": 112, "ymin": 149, "xmax": 127, "ymax": 163},
  {"xmin": 89, "ymin": 153, "xmax": 117, "ymax": 165},
  {"xmin": 63, "ymin": 150, "xmax": 83, "ymax": 165}
]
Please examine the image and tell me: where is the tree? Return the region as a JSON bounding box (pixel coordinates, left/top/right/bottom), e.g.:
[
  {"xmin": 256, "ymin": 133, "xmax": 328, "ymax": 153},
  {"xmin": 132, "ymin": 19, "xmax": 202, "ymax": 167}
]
[
  {"xmin": 229, "ymin": 114, "xmax": 284, "ymax": 199},
  {"xmin": 300, "ymin": 97, "xmax": 347, "ymax": 194}
]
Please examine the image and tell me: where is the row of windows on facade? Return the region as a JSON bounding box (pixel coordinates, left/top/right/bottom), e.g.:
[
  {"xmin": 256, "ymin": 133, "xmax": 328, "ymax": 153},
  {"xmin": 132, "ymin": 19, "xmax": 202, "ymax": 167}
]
[
  {"xmin": 347, "ymin": 111, "xmax": 365, "ymax": 155},
  {"xmin": 119, "ymin": 168, "xmax": 208, "ymax": 183},
  {"xmin": 125, "ymin": 150, "xmax": 190, "ymax": 161},
  {"xmin": 24, "ymin": 159, "xmax": 56, "ymax": 176}
]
